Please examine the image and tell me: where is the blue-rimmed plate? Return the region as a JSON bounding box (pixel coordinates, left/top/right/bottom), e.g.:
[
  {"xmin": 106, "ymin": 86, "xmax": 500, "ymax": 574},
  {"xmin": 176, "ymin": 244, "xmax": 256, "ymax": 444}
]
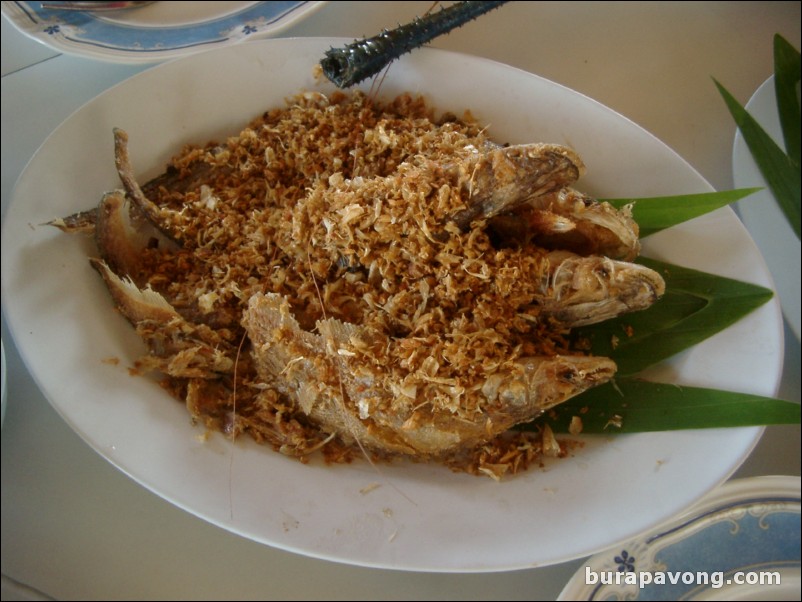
[
  {"xmin": 559, "ymin": 476, "xmax": 801, "ymax": 600},
  {"xmin": 0, "ymin": 1, "xmax": 326, "ymax": 63}
]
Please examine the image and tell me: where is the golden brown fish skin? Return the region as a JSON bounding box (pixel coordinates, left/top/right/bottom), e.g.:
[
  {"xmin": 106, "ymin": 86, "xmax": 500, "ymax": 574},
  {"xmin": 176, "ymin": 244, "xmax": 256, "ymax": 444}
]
[
  {"xmin": 94, "ymin": 190, "xmax": 163, "ymax": 285},
  {"xmin": 46, "ymin": 208, "xmax": 98, "ymax": 233},
  {"xmin": 490, "ymin": 188, "xmax": 641, "ymax": 261},
  {"xmin": 93, "ymin": 184, "xmax": 239, "ymax": 331},
  {"xmin": 449, "ymin": 143, "xmax": 586, "ymax": 230},
  {"xmin": 243, "ymin": 293, "xmax": 616, "ymax": 457},
  {"xmin": 90, "ymin": 259, "xmax": 234, "ymax": 378},
  {"xmin": 114, "ymin": 128, "xmax": 186, "ymax": 245}
]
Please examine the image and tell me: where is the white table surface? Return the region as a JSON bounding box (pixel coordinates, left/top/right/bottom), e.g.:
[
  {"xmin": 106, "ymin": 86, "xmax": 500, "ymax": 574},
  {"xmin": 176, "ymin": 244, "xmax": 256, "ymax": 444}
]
[{"xmin": 1, "ymin": 2, "xmax": 800, "ymax": 600}]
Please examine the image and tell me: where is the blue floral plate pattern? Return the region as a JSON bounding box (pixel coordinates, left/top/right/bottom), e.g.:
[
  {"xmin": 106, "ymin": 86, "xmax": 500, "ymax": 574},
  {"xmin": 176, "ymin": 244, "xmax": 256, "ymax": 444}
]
[
  {"xmin": 559, "ymin": 476, "xmax": 801, "ymax": 600},
  {"xmin": 1, "ymin": 1, "xmax": 325, "ymax": 63}
]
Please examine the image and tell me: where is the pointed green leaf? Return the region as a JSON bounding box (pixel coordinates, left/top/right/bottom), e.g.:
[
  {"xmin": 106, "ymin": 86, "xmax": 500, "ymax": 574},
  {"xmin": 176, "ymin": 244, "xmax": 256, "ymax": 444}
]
[
  {"xmin": 602, "ymin": 189, "xmax": 761, "ymax": 238},
  {"xmin": 773, "ymin": 34, "xmax": 801, "ymax": 167},
  {"xmin": 714, "ymin": 77, "xmax": 801, "ymax": 238},
  {"xmin": 571, "ymin": 258, "xmax": 774, "ymax": 376},
  {"xmin": 532, "ymin": 379, "xmax": 801, "ymax": 434}
]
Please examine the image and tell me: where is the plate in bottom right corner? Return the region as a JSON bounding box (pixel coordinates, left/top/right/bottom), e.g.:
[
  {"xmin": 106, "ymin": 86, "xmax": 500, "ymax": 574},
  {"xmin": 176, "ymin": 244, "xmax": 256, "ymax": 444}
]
[{"xmin": 559, "ymin": 475, "xmax": 801, "ymax": 600}]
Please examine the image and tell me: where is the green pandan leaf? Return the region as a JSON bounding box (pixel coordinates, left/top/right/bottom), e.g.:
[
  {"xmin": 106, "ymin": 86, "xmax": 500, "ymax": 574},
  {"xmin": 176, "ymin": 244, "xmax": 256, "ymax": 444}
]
[
  {"xmin": 773, "ymin": 34, "xmax": 801, "ymax": 168},
  {"xmin": 571, "ymin": 258, "xmax": 773, "ymax": 377},
  {"xmin": 714, "ymin": 76, "xmax": 801, "ymax": 238},
  {"xmin": 525, "ymin": 63, "xmax": 800, "ymax": 435},
  {"xmin": 536, "ymin": 379, "xmax": 800, "ymax": 434},
  {"xmin": 602, "ymin": 188, "xmax": 761, "ymax": 238}
]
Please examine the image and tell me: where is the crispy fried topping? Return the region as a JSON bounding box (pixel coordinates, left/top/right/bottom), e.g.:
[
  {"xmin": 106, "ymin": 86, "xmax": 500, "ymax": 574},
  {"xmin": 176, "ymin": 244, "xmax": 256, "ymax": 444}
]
[{"xmin": 60, "ymin": 91, "xmax": 646, "ymax": 477}]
